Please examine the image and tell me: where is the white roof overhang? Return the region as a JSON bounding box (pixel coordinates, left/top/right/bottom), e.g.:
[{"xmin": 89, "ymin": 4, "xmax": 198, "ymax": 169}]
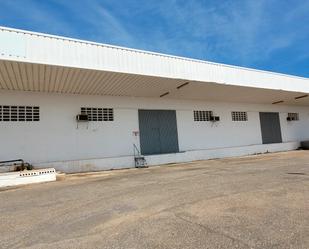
[{"xmin": 0, "ymin": 26, "xmax": 309, "ymax": 105}]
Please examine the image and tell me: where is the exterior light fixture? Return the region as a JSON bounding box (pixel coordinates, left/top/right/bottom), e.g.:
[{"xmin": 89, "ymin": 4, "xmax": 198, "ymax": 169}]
[
  {"xmin": 177, "ymin": 82, "xmax": 189, "ymax": 89},
  {"xmin": 295, "ymin": 94, "xmax": 308, "ymax": 100},
  {"xmin": 272, "ymin": 100, "xmax": 284, "ymax": 104},
  {"xmin": 160, "ymin": 92, "xmax": 169, "ymax": 97}
]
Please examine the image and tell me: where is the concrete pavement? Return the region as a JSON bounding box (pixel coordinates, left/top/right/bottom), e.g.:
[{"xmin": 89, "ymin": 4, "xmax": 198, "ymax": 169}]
[{"xmin": 0, "ymin": 150, "xmax": 308, "ymax": 249}]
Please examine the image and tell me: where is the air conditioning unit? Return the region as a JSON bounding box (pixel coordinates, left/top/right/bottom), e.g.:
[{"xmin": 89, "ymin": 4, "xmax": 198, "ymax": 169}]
[
  {"xmin": 76, "ymin": 114, "xmax": 89, "ymax": 121},
  {"xmin": 287, "ymin": 116, "xmax": 296, "ymax": 121},
  {"xmin": 210, "ymin": 116, "xmax": 220, "ymax": 122}
]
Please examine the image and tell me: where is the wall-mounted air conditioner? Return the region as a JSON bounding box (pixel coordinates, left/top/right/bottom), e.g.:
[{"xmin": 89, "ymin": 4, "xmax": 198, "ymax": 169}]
[
  {"xmin": 76, "ymin": 114, "xmax": 89, "ymax": 121},
  {"xmin": 287, "ymin": 117, "xmax": 297, "ymax": 121},
  {"xmin": 210, "ymin": 116, "xmax": 220, "ymax": 122}
]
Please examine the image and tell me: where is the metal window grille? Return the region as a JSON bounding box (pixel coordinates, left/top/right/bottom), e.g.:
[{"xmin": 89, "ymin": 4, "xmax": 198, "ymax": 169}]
[
  {"xmin": 0, "ymin": 106, "xmax": 39, "ymax": 122},
  {"xmin": 232, "ymin": 111, "xmax": 248, "ymax": 121},
  {"xmin": 81, "ymin": 107, "xmax": 114, "ymax": 121},
  {"xmin": 193, "ymin": 110, "xmax": 213, "ymax": 121},
  {"xmin": 288, "ymin": 113, "xmax": 299, "ymax": 121}
]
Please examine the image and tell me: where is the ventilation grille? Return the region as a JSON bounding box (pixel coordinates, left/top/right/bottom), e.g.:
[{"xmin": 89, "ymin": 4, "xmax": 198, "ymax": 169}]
[
  {"xmin": 81, "ymin": 107, "xmax": 114, "ymax": 121},
  {"xmin": 20, "ymin": 169, "xmax": 55, "ymax": 177},
  {"xmin": 0, "ymin": 106, "xmax": 40, "ymax": 122},
  {"xmin": 288, "ymin": 113, "xmax": 299, "ymax": 121},
  {"xmin": 232, "ymin": 111, "xmax": 248, "ymax": 121},
  {"xmin": 194, "ymin": 110, "xmax": 213, "ymax": 121}
]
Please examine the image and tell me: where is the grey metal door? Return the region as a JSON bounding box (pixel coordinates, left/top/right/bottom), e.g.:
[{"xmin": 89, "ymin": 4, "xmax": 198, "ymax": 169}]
[
  {"xmin": 259, "ymin": 112, "xmax": 282, "ymax": 144},
  {"xmin": 138, "ymin": 110, "xmax": 179, "ymax": 155}
]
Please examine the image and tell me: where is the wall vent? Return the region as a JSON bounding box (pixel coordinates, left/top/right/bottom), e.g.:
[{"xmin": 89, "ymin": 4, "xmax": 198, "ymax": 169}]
[
  {"xmin": 232, "ymin": 111, "xmax": 248, "ymax": 121},
  {"xmin": 287, "ymin": 113, "xmax": 299, "ymax": 121},
  {"xmin": 0, "ymin": 105, "xmax": 39, "ymax": 122},
  {"xmin": 193, "ymin": 110, "xmax": 213, "ymax": 121},
  {"xmin": 80, "ymin": 107, "xmax": 114, "ymax": 121}
]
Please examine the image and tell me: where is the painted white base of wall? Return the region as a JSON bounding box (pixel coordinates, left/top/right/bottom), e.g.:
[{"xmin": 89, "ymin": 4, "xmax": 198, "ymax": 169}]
[
  {"xmin": 38, "ymin": 142, "xmax": 300, "ymax": 173},
  {"xmin": 145, "ymin": 141, "xmax": 300, "ymax": 165},
  {"xmin": 0, "ymin": 168, "xmax": 56, "ymax": 188}
]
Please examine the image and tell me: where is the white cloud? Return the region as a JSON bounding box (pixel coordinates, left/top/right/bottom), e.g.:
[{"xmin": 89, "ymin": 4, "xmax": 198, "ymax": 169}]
[
  {"xmin": 0, "ymin": 0, "xmax": 75, "ymax": 34},
  {"xmin": 1, "ymin": 0, "xmax": 308, "ymax": 70}
]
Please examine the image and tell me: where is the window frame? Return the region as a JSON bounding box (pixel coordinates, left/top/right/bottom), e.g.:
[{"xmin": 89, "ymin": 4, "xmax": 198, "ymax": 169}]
[
  {"xmin": 287, "ymin": 113, "xmax": 299, "ymax": 121},
  {"xmin": 231, "ymin": 111, "xmax": 248, "ymax": 121},
  {"xmin": 0, "ymin": 105, "xmax": 40, "ymax": 122},
  {"xmin": 80, "ymin": 107, "xmax": 114, "ymax": 121},
  {"xmin": 193, "ymin": 110, "xmax": 213, "ymax": 121}
]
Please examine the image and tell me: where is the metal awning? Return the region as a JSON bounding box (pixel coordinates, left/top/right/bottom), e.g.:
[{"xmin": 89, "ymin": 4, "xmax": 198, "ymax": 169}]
[
  {"xmin": 0, "ymin": 60, "xmax": 309, "ymax": 105},
  {"xmin": 0, "ymin": 26, "xmax": 309, "ymax": 105}
]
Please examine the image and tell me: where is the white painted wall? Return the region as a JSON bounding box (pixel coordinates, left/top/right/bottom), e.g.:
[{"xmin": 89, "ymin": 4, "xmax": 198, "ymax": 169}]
[
  {"xmin": 177, "ymin": 109, "xmax": 262, "ymax": 151},
  {"xmin": 1, "ymin": 90, "xmax": 309, "ymax": 172},
  {"xmin": 0, "ymin": 91, "xmax": 140, "ymax": 163}
]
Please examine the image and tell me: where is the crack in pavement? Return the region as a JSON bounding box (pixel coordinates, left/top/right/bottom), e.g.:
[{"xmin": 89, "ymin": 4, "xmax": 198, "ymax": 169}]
[{"xmin": 174, "ymin": 213, "xmax": 255, "ymax": 249}]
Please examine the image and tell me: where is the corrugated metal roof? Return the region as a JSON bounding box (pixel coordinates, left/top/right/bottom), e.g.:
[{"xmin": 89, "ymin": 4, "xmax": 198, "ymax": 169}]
[
  {"xmin": 0, "ymin": 26, "xmax": 306, "ymax": 81},
  {"xmin": 0, "ymin": 26, "xmax": 308, "ymax": 103}
]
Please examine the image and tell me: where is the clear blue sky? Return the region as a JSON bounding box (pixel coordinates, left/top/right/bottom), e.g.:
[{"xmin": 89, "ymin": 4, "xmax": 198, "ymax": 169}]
[{"xmin": 0, "ymin": 0, "xmax": 308, "ymax": 77}]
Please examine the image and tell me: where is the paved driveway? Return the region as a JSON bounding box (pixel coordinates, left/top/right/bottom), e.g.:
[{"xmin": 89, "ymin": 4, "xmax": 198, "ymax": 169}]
[{"xmin": 0, "ymin": 151, "xmax": 308, "ymax": 249}]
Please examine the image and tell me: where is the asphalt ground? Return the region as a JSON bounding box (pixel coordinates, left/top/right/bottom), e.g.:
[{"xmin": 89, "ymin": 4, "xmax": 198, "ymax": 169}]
[{"xmin": 0, "ymin": 150, "xmax": 308, "ymax": 249}]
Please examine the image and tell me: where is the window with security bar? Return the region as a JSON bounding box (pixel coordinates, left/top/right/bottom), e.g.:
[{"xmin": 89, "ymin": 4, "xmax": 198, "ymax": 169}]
[
  {"xmin": 288, "ymin": 113, "xmax": 299, "ymax": 121},
  {"xmin": 0, "ymin": 105, "xmax": 39, "ymax": 122},
  {"xmin": 193, "ymin": 110, "xmax": 213, "ymax": 121},
  {"xmin": 81, "ymin": 107, "xmax": 114, "ymax": 121},
  {"xmin": 232, "ymin": 111, "xmax": 248, "ymax": 121}
]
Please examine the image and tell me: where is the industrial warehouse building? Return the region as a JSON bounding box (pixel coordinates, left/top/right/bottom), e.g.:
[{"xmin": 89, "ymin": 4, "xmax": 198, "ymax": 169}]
[{"xmin": 0, "ymin": 26, "xmax": 309, "ymax": 173}]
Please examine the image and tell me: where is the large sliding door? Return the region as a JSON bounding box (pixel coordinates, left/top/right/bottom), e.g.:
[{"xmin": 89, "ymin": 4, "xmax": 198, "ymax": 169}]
[
  {"xmin": 259, "ymin": 112, "xmax": 282, "ymax": 144},
  {"xmin": 138, "ymin": 110, "xmax": 179, "ymax": 155}
]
